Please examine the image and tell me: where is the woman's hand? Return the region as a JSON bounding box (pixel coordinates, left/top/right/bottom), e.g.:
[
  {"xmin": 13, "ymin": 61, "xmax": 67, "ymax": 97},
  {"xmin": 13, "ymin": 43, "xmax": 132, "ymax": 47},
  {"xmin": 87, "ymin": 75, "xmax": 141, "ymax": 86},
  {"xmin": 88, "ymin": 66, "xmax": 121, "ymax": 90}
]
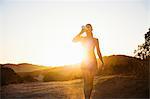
[
  {"xmin": 80, "ymin": 27, "xmax": 85, "ymax": 34},
  {"xmin": 97, "ymin": 59, "xmax": 104, "ymax": 71},
  {"xmin": 101, "ymin": 62, "xmax": 104, "ymax": 70}
]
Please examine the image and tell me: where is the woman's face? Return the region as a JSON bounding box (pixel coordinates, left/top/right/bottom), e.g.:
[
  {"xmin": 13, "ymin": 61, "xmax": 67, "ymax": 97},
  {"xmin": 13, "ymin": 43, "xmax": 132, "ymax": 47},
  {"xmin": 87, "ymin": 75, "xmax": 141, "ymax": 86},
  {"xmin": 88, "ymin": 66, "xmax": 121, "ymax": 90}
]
[
  {"xmin": 85, "ymin": 24, "xmax": 92, "ymax": 32},
  {"xmin": 85, "ymin": 24, "xmax": 93, "ymax": 37}
]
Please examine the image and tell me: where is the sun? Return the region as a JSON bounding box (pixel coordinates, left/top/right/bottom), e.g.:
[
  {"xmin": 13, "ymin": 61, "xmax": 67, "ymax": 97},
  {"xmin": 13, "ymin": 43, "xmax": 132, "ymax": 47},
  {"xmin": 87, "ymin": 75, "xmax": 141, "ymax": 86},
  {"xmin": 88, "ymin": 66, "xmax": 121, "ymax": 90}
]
[
  {"xmin": 35, "ymin": 42, "xmax": 84, "ymax": 66},
  {"xmin": 66, "ymin": 43, "xmax": 84, "ymax": 64}
]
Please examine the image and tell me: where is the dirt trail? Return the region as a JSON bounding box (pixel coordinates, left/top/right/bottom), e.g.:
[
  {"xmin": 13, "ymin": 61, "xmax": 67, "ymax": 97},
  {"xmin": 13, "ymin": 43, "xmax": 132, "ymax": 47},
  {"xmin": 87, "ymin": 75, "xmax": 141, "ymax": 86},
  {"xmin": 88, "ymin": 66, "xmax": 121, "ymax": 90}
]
[{"xmin": 1, "ymin": 75, "xmax": 148, "ymax": 99}]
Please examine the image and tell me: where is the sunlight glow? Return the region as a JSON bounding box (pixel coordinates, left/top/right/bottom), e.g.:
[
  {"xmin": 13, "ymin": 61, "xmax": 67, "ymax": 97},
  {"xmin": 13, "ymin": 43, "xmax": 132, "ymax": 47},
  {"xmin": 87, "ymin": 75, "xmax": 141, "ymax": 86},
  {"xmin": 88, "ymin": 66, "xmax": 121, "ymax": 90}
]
[{"xmin": 0, "ymin": 0, "xmax": 149, "ymax": 66}]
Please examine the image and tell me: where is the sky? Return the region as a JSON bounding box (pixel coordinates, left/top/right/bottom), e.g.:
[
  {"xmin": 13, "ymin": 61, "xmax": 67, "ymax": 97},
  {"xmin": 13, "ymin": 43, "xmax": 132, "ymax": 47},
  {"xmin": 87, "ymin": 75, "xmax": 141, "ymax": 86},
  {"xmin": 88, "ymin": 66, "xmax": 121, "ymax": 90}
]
[{"xmin": 0, "ymin": 0, "xmax": 149, "ymax": 66}]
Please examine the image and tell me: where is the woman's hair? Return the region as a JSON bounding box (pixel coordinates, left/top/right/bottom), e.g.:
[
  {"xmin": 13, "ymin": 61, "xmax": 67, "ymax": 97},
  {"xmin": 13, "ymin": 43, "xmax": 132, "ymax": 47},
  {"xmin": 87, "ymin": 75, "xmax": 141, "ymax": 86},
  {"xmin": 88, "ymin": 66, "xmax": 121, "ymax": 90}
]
[{"xmin": 86, "ymin": 24, "xmax": 93, "ymax": 31}]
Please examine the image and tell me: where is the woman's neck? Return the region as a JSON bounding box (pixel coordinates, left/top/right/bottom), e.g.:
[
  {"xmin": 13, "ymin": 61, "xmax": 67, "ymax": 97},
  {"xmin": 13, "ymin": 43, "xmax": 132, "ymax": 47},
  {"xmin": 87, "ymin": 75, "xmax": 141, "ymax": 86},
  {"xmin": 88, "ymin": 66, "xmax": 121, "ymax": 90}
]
[{"xmin": 86, "ymin": 32, "xmax": 93, "ymax": 38}]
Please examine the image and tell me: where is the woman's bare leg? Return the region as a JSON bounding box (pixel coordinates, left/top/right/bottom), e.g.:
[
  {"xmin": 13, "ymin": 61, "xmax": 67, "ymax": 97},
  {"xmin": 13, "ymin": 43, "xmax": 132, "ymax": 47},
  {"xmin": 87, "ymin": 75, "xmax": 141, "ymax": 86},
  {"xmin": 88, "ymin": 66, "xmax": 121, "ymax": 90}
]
[
  {"xmin": 83, "ymin": 70, "xmax": 94, "ymax": 99},
  {"xmin": 83, "ymin": 75, "xmax": 88, "ymax": 99},
  {"xmin": 89, "ymin": 75, "xmax": 94, "ymax": 99}
]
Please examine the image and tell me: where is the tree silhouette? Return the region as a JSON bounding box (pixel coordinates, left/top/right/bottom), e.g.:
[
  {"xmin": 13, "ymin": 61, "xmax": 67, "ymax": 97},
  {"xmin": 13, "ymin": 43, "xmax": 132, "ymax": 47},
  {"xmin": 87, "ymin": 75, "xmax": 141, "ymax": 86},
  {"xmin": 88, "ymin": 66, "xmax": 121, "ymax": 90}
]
[{"xmin": 134, "ymin": 28, "xmax": 150, "ymax": 59}]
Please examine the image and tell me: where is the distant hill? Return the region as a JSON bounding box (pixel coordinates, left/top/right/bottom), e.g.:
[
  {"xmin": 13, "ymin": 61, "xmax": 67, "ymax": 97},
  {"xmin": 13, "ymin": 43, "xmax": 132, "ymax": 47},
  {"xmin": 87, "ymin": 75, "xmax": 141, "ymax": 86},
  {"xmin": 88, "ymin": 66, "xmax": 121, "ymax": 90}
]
[
  {"xmin": 1, "ymin": 63, "xmax": 48, "ymax": 72},
  {"xmin": 18, "ymin": 64, "xmax": 81, "ymax": 82},
  {"xmin": 1, "ymin": 55, "xmax": 149, "ymax": 83},
  {"xmin": 15, "ymin": 55, "xmax": 150, "ymax": 82}
]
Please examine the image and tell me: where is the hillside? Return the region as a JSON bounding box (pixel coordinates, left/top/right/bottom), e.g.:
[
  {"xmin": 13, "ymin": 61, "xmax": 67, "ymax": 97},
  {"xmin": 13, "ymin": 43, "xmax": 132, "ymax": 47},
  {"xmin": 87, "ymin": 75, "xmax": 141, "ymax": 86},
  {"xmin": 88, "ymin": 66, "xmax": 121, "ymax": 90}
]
[
  {"xmin": 1, "ymin": 75, "xmax": 149, "ymax": 99},
  {"xmin": 0, "ymin": 67, "xmax": 22, "ymax": 85},
  {"xmin": 18, "ymin": 64, "xmax": 81, "ymax": 82},
  {"xmin": 1, "ymin": 55, "xmax": 149, "ymax": 83},
  {"xmin": 21, "ymin": 55, "xmax": 149, "ymax": 82},
  {"xmin": 1, "ymin": 55, "xmax": 149, "ymax": 98},
  {"xmin": 1, "ymin": 63, "xmax": 48, "ymax": 72},
  {"xmin": 98, "ymin": 55, "xmax": 149, "ymax": 79}
]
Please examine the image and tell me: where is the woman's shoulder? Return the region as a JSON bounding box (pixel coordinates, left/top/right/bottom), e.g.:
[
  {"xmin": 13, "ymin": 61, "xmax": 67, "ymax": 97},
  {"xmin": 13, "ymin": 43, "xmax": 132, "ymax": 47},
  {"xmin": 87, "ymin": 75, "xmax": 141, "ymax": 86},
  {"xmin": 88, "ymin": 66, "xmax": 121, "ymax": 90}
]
[
  {"xmin": 93, "ymin": 37, "xmax": 98, "ymax": 41},
  {"xmin": 93, "ymin": 38, "xmax": 100, "ymax": 45}
]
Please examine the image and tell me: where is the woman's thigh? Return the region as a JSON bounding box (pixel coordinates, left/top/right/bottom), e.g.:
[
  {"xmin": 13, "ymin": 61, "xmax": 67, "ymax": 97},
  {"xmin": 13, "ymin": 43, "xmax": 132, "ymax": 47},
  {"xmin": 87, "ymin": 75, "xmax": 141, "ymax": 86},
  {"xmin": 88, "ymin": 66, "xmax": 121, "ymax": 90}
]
[{"xmin": 82, "ymin": 69, "xmax": 94, "ymax": 83}]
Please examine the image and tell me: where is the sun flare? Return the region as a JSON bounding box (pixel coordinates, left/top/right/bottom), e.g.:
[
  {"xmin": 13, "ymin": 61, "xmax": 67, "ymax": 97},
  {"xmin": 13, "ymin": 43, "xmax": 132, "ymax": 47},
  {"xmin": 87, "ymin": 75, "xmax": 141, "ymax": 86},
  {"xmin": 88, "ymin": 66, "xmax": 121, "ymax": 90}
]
[{"xmin": 35, "ymin": 42, "xmax": 84, "ymax": 66}]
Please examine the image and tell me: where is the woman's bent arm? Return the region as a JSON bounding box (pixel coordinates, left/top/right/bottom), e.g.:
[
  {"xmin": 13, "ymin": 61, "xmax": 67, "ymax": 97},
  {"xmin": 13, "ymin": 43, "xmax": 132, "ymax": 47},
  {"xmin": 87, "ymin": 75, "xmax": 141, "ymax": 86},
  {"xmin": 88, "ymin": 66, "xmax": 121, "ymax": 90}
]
[{"xmin": 72, "ymin": 29, "xmax": 84, "ymax": 42}]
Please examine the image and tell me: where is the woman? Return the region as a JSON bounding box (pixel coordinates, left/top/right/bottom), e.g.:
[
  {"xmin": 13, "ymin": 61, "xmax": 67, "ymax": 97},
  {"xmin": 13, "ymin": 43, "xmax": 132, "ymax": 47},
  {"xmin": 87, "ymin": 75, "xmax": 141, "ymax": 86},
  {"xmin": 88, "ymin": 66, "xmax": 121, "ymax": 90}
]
[{"xmin": 72, "ymin": 24, "xmax": 104, "ymax": 99}]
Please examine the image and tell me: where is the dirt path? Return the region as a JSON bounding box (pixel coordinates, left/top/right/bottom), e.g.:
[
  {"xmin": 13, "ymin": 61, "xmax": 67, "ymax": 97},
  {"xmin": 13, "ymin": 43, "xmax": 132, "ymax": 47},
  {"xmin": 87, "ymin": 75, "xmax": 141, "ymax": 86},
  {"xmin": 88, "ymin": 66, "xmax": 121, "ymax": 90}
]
[{"xmin": 1, "ymin": 75, "xmax": 148, "ymax": 99}]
